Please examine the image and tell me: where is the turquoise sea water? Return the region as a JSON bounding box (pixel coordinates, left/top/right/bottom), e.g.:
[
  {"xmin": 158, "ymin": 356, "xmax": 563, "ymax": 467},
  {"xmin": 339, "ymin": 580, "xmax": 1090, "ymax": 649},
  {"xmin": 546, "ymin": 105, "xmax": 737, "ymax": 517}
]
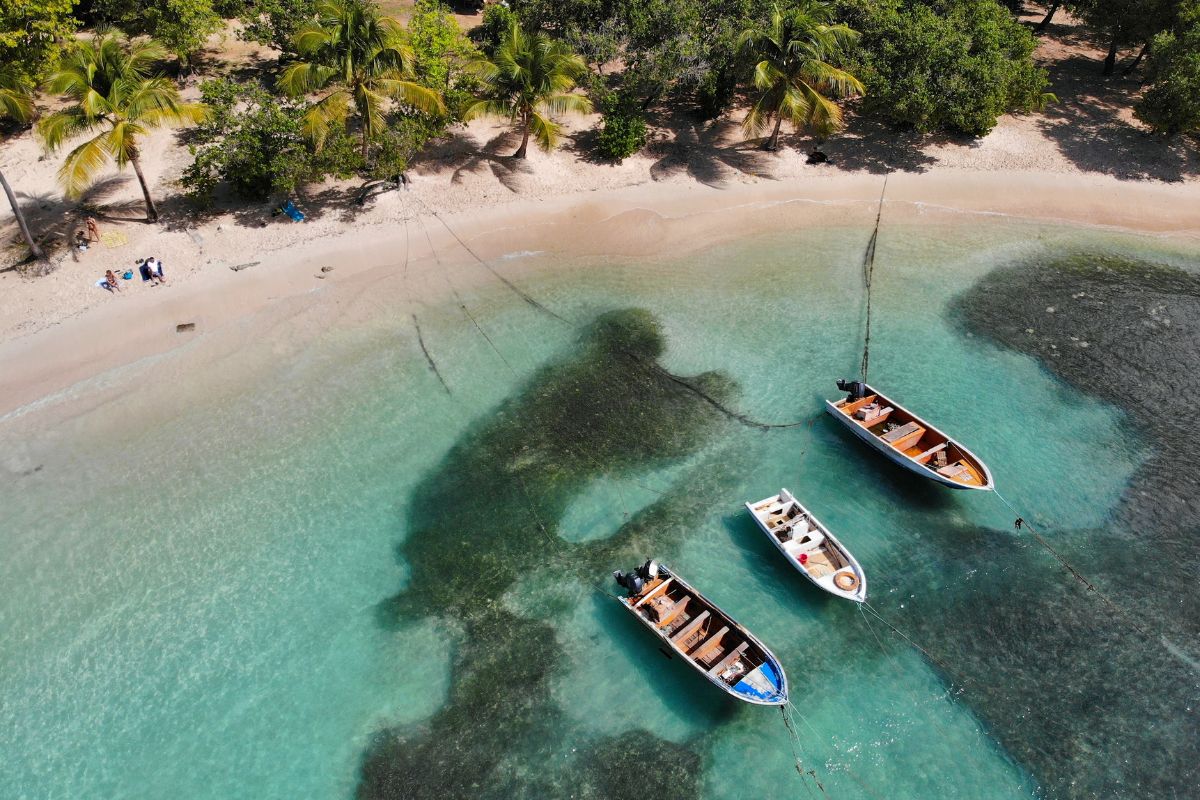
[{"xmin": 2, "ymin": 219, "xmax": 1197, "ymax": 799}]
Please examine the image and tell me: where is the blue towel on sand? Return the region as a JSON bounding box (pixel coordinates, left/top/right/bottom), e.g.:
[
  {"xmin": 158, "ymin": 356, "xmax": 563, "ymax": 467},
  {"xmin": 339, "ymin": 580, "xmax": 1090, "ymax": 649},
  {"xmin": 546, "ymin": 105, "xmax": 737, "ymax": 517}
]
[{"xmin": 281, "ymin": 200, "xmax": 305, "ymax": 222}]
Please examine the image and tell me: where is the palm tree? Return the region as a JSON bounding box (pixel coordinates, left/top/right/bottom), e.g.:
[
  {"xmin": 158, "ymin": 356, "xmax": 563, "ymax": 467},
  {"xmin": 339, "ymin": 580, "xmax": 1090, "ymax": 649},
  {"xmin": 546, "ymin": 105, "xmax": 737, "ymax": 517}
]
[
  {"xmin": 738, "ymin": 1, "xmax": 864, "ymax": 152},
  {"xmin": 278, "ymin": 0, "xmax": 444, "ymax": 160},
  {"xmin": 464, "ymin": 21, "xmax": 593, "ymax": 159},
  {"xmin": 0, "ymin": 68, "xmax": 43, "ymax": 260},
  {"xmin": 38, "ymin": 34, "xmax": 206, "ymax": 222}
]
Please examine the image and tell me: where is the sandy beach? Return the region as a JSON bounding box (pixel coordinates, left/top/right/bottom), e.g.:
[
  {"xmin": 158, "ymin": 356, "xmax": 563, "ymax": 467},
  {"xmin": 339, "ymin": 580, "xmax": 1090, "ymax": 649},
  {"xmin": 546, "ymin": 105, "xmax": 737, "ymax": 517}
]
[{"xmin": 3, "ymin": 5, "xmax": 1200, "ymax": 418}]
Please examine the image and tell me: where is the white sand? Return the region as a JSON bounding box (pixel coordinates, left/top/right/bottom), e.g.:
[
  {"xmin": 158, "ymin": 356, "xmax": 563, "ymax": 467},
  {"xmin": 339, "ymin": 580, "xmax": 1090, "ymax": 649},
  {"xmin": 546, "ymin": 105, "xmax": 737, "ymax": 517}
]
[{"xmin": 2, "ymin": 6, "xmax": 1199, "ymax": 416}]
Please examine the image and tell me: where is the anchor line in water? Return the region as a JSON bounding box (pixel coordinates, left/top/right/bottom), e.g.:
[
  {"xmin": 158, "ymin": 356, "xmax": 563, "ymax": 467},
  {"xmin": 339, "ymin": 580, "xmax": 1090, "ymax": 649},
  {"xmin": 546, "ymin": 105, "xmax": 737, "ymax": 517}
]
[
  {"xmin": 780, "ymin": 705, "xmax": 826, "ymax": 800},
  {"xmin": 860, "ymin": 173, "xmax": 889, "ymax": 380},
  {"xmin": 411, "ymin": 195, "xmax": 571, "ymax": 324},
  {"xmin": 409, "ymin": 201, "xmax": 823, "ymax": 432},
  {"xmin": 416, "ymin": 214, "xmax": 519, "ymax": 377},
  {"xmin": 991, "ymin": 488, "xmax": 1198, "ymax": 673},
  {"xmin": 411, "ymin": 314, "xmax": 452, "ymax": 395}
]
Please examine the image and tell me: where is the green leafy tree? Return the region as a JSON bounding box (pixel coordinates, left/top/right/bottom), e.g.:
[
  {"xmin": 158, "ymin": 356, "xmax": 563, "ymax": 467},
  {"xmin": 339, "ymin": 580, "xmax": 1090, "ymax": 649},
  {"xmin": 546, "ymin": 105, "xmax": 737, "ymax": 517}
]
[
  {"xmin": 0, "ymin": 0, "xmax": 78, "ymax": 80},
  {"xmin": 182, "ymin": 79, "xmax": 319, "ymax": 202},
  {"xmin": 464, "ymin": 20, "xmax": 593, "ymax": 159},
  {"xmin": 38, "ymin": 33, "xmax": 208, "ymax": 222},
  {"xmin": 738, "ymin": 1, "xmax": 863, "ymax": 151},
  {"xmin": 89, "ymin": 0, "xmax": 224, "ymax": 68},
  {"xmin": 407, "ymin": 0, "xmax": 482, "ymax": 117},
  {"xmin": 1137, "ymin": 1, "xmax": 1200, "ymax": 133},
  {"xmin": 238, "ymin": 0, "xmax": 320, "ymax": 52},
  {"xmin": 278, "ymin": 0, "xmax": 445, "ymax": 160},
  {"xmin": 836, "ymin": 0, "xmax": 1052, "ymax": 136},
  {"xmin": 595, "ymin": 89, "xmax": 647, "ymax": 160},
  {"xmin": 0, "ymin": 67, "xmax": 43, "ymax": 259},
  {"xmin": 1068, "ymin": 0, "xmax": 1181, "ymax": 75}
]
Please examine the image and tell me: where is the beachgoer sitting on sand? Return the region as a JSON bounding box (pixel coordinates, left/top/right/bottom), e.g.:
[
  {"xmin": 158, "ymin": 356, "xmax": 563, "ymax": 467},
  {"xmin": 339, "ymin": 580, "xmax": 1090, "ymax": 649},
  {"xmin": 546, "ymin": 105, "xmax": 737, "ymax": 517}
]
[
  {"xmin": 146, "ymin": 256, "xmax": 166, "ymax": 284},
  {"xmin": 103, "ymin": 270, "xmax": 121, "ymax": 292}
]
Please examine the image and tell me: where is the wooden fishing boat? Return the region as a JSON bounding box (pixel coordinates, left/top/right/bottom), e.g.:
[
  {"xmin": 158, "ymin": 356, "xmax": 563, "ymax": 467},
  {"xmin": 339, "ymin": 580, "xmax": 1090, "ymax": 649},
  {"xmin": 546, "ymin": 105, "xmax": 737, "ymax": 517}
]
[
  {"xmin": 745, "ymin": 489, "xmax": 867, "ymax": 603},
  {"xmin": 612, "ymin": 560, "xmax": 788, "ymax": 706},
  {"xmin": 825, "ymin": 379, "xmax": 994, "ymax": 490}
]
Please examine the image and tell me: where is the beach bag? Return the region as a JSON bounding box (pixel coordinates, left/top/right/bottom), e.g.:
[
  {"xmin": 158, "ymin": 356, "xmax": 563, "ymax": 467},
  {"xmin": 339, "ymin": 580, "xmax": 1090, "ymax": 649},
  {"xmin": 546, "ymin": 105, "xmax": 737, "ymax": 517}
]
[{"xmin": 122, "ymin": 270, "xmax": 133, "ymax": 280}]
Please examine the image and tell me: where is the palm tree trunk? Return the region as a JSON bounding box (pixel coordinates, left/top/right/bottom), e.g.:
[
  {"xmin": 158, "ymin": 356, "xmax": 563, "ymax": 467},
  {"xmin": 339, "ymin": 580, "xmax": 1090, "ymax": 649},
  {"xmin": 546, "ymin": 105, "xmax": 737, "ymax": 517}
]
[
  {"xmin": 0, "ymin": 167, "xmax": 44, "ymax": 260},
  {"xmin": 362, "ymin": 126, "xmax": 370, "ymax": 163},
  {"xmin": 1035, "ymin": 2, "xmax": 1060, "ymax": 34},
  {"xmin": 514, "ymin": 110, "xmax": 531, "ymax": 159},
  {"xmin": 129, "ymin": 150, "xmax": 159, "ymax": 222},
  {"xmin": 765, "ymin": 115, "xmax": 784, "ymax": 151},
  {"xmin": 1102, "ymin": 32, "xmax": 1120, "ymax": 76},
  {"xmin": 1124, "ymin": 41, "xmax": 1150, "ymax": 76}
]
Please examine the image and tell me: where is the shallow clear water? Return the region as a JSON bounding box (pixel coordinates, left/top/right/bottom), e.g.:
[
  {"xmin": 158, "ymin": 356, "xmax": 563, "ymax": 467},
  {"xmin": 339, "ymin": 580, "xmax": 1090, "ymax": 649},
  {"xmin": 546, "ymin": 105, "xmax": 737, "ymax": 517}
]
[{"xmin": 2, "ymin": 219, "xmax": 1197, "ymax": 799}]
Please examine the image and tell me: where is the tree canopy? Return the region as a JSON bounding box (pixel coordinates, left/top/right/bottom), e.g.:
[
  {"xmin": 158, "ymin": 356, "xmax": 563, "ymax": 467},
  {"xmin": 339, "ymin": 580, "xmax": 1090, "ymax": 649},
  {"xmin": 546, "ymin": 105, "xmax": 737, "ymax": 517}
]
[
  {"xmin": 1137, "ymin": 0, "xmax": 1200, "ymax": 134},
  {"xmin": 835, "ymin": 0, "xmax": 1051, "ymax": 136}
]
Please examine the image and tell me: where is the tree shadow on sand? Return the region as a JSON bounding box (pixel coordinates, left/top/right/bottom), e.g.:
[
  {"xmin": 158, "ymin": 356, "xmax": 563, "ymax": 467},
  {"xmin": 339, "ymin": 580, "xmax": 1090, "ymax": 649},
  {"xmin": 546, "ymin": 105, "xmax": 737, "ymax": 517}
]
[
  {"xmin": 820, "ymin": 113, "xmax": 940, "ymax": 175},
  {"xmin": 412, "ymin": 129, "xmax": 532, "ymax": 194},
  {"xmin": 646, "ymin": 110, "xmax": 780, "ymax": 187},
  {"xmin": 1035, "ymin": 54, "xmax": 1200, "ymax": 181}
]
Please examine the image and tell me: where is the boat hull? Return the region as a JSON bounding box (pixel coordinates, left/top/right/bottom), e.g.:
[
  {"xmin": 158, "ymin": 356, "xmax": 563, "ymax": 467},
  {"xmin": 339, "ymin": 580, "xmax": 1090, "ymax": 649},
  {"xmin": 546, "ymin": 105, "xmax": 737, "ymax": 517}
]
[
  {"xmin": 617, "ymin": 566, "xmax": 788, "ymax": 706},
  {"xmin": 824, "ymin": 394, "xmax": 994, "ymax": 491},
  {"xmin": 746, "ymin": 491, "xmax": 867, "ymax": 603}
]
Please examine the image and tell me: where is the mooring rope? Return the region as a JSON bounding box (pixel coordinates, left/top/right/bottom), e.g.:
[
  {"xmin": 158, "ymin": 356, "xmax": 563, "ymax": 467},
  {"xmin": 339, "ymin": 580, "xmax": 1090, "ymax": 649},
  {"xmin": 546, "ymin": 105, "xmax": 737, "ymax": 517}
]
[
  {"xmin": 407, "ymin": 198, "xmax": 824, "ymax": 432},
  {"xmin": 859, "ymin": 173, "xmax": 889, "ymax": 379},
  {"xmin": 991, "ymin": 488, "xmax": 1198, "ymax": 674},
  {"xmin": 780, "ymin": 705, "xmax": 826, "ymax": 799}
]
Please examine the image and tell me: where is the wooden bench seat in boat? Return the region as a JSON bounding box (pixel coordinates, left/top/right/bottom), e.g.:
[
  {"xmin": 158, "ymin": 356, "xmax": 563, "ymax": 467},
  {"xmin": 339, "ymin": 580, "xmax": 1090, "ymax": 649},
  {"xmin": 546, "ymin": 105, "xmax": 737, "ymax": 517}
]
[
  {"xmin": 840, "ymin": 395, "xmax": 878, "ymax": 415},
  {"xmin": 937, "ymin": 462, "xmax": 971, "ymax": 481},
  {"xmin": 707, "ymin": 641, "xmax": 750, "ymax": 679},
  {"xmin": 670, "ymin": 610, "xmax": 711, "ymax": 649},
  {"xmin": 647, "ymin": 594, "xmax": 689, "ymax": 627},
  {"xmin": 914, "ymin": 442, "xmax": 948, "ymax": 464},
  {"xmin": 690, "ymin": 626, "xmax": 730, "ymax": 663},
  {"xmin": 633, "ymin": 577, "xmax": 673, "ymax": 608},
  {"xmin": 882, "ymin": 421, "xmax": 925, "ymax": 450}
]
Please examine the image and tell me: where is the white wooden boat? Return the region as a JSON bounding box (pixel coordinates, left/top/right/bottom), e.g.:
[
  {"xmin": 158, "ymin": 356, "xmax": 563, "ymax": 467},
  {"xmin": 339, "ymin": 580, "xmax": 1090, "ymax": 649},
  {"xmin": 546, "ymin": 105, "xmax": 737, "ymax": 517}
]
[
  {"xmin": 612, "ymin": 561, "xmax": 788, "ymax": 706},
  {"xmin": 746, "ymin": 489, "xmax": 867, "ymax": 603},
  {"xmin": 826, "ymin": 380, "xmax": 994, "ymax": 491}
]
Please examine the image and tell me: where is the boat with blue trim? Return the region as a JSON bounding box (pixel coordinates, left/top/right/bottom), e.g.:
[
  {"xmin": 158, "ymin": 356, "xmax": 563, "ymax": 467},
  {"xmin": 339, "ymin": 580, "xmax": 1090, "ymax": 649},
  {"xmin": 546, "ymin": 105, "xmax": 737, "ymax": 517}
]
[{"xmin": 612, "ymin": 560, "xmax": 788, "ymax": 706}]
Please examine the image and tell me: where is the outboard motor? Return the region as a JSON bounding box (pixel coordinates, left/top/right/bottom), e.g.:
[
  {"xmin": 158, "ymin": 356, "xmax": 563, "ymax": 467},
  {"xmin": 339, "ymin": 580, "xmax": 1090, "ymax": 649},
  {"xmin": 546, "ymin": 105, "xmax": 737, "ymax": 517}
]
[
  {"xmin": 836, "ymin": 378, "xmax": 868, "ymax": 400},
  {"xmin": 613, "ymin": 560, "xmax": 661, "ymax": 596},
  {"xmin": 613, "ymin": 569, "xmax": 644, "ymax": 596}
]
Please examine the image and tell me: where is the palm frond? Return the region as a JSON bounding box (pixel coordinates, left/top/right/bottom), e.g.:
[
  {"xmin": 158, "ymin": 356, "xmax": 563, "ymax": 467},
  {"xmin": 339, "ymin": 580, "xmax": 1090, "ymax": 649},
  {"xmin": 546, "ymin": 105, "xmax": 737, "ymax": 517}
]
[
  {"xmin": 279, "ymin": 62, "xmax": 339, "ymax": 97},
  {"xmin": 742, "ymin": 95, "xmax": 776, "ymax": 138},
  {"xmin": 38, "ymin": 108, "xmax": 98, "ymax": 152},
  {"xmin": 463, "ymin": 98, "xmax": 517, "ymax": 123},
  {"xmin": 301, "ymin": 90, "xmax": 351, "ymax": 150},
  {"xmin": 0, "ymin": 69, "xmax": 34, "ymax": 123},
  {"xmin": 374, "ymin": 78, "xmax": 445, "ymax": 115},
  {"xmin": 57, "ymin": 134, "xmax": 113, "ymax": 198},
  {"xmin": 528, "ymin": 110, "xmax": 561, "ymax": 152},
  {"xmin": 539, "ymin": 92, "xmax": 592, "ymax": 117}
]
